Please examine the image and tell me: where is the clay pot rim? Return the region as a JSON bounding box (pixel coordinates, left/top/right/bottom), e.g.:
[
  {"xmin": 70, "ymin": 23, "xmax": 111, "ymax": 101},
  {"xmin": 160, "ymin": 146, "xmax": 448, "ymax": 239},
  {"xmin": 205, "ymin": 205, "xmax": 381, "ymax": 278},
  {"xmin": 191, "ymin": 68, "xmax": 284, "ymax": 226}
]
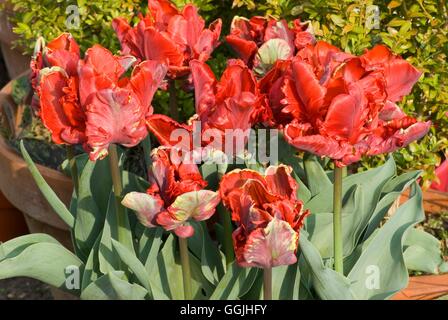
[{"xmin": 0, "ymin": 74, "xmax": 72, "ymax": 184}]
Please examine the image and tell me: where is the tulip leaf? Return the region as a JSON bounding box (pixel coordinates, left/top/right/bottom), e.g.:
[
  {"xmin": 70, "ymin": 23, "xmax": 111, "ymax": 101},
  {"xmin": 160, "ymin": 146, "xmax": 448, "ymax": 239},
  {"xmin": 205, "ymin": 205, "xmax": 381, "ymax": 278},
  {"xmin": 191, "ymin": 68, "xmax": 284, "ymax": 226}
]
[
  {"xmin": 187, "ymin": 221, "xmax": 224, "ymax": 285},
  {"xmin": 303, "ymin": 154, "xmax": 332, "ymax": 197},
  {"xmin": 210, "ymin": 262, "xmax": 259, "ymax": 300},
  {"xmin": 348, "ymin": 183, "xmax": 425, "ymax": 299},
  {"xmin": 0, "ymin": 240, "xmax": 84, "ymax": 296},
  {"xmin": 74, "ymin": 159, "xmax": 112, "ymax": 260},
  {"xmin": 307, "ymin": 185, "xmax": 364, "ymax": 258},
  {"xmin": 403, "ymin": 228, "xmax": 444, "ymax": 274},
  {"xmin": 306, "ymin": 156, "xmax": 396, "ymax": 214},
  {"xmin": 363, "ymin": 170, "xmax": 421, "ymax": 240},
  {"xmin": 111, "ymin": 239, "xmax": 152, "ymax": 294},
  {"xmin": 122, "ymin": 170, "xmax": 150, "ymax": 194},
  {"xmin": 149, "ymin": 234, "xmax": 212, "ymax": 299},
  {"xmin": 20, "ymin": 140, "xmax": 75, "ymax": 228},
  {"xmin": 81, "ymin": 235, "xmax": 101, "ymax": 291},
  {"xmin": 0, "ymin": 234, "xmax": 60, "ymax": 259},
  {"xmin": 138, "ymin": 227, "xmax": 164, "ymax": 275},
  {"xmin": 81, "ymin": 271, "xmax": 148, "ymax": 300},
  {"xmin": 299, "ymin": 232, "xmax": 356, "ymax": 300},
  {"xmin": 99, "ymin": 191, "xmax": 134, "ymax": 274},
  {"xmin": 272, "ymin": 264, "xmax": 301, "ymax": 300}
]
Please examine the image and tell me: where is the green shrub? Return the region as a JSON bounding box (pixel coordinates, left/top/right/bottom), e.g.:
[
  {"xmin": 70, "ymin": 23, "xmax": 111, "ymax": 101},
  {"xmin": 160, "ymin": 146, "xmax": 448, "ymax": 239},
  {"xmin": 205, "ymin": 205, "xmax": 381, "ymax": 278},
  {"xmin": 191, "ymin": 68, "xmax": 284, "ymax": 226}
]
[
  {"xmin": 3, "ymin": 0, "xmax": 146, "ymax": 54},
  {"xmin": 231, "ymin": 0, "xmax": 448, "ymax": 188}
]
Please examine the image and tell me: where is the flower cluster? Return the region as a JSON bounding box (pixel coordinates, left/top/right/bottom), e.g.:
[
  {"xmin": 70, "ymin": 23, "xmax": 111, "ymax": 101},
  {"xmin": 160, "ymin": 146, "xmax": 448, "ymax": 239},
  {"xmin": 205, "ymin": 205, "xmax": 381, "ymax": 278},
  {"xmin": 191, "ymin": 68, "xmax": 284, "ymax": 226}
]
[
  {"xmin": 28, "ymin": 1, "xmax": 431, "ymax": 270},
  {"xmin": 259, "ymin": 41, "xmax": 430, "ymax": 167},
  {"xmin": 31, "ymin": 33, "xmax": 167, "ymax": 160},
  {"xmin": 113, "ymin": 0, "xmax": 221, "ymax": 79}
]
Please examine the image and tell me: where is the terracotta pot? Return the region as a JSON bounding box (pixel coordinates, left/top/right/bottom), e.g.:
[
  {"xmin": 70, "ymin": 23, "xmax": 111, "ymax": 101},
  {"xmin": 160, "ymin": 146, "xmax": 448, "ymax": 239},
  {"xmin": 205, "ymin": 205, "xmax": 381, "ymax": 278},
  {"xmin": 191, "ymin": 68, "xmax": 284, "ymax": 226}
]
[
  {"xmin": 0, "ymin": 190, "xmax": 28, "ymax": 242},
  {"xmin": 392, "ymin": 274, "xmax": 448, "ymax": 300},
  {"xmin": 0, "ymin": 6, "xmax": 31, "ymax": 78},
  {"xmin": 0, "ymin": 77, "xmax": 73, "ymax": 250}
]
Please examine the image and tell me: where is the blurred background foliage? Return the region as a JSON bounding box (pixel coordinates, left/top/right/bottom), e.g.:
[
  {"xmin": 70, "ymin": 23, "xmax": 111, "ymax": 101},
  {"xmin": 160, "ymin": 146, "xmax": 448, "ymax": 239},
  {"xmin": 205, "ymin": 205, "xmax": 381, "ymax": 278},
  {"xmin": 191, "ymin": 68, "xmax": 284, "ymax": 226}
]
[
  {"xmin": 2, "ymin": 0, "xmax": 146, "ymax": 54},
  {"xmin": 2, "ymin": 0, "xmax": 447, "ymax": 188}
]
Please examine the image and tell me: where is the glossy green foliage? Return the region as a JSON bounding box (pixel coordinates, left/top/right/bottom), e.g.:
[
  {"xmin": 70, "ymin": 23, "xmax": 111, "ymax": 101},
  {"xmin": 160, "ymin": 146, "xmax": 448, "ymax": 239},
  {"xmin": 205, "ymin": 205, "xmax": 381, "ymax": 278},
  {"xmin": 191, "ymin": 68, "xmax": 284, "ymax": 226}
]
[{"xmin": 3, "ymin": 0, "xmax": 146, "ymax": 54}]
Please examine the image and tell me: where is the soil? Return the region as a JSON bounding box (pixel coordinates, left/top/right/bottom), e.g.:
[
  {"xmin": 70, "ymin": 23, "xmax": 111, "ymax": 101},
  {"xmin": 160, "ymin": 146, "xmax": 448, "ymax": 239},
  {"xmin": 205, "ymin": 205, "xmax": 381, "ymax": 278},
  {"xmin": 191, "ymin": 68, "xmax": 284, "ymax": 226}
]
[{"xmin": 0, "ymin": 278, "xmax": 53, "ymax": 300}]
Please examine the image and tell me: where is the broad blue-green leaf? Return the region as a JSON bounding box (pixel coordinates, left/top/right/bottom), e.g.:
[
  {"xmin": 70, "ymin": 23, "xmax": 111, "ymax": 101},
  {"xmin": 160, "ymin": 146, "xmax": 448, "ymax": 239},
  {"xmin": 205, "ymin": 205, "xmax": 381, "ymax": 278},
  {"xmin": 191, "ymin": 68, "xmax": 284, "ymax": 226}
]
[
  {"xmin": 295, "ymin": 172, "xmax": 311, "ymax": 204},
  {"xmin": 303, "ymin": 154, "xmax": 332, "ymax": 197},
  {"xmin": 305, "ymin": 156, "xmax": 396, "ymax": 214},
  {"xmin": 61, "ymin": 153, "xmax": 89, "ymax": 178},
  {"xmin": 138, "ymin": 227, "xmax": 164, "ymax": 275},
  {"xmin": 348, "ymin": 184, "xmax": 425, "ymax": 300},
  {"xmin": 0, "ymin": 233, "xmax": 59, "ymax": 259},
  {"xmin": 307, "ymin": 186, "xmax": 364, "ymax": 258},
  {"xmin": 74, "ymin": 159, "xmax": 112, "ymax": 260},
  {"xmin": 272, "ymin": 264, "xmax": 301, "ymax": 300},
  {"xmin": 188, "ymin": 221, "xmax": 224, "ymax": 285},
  {"xmin": 81, "ymin": 271, "xmax": 148, "ymax": 300},
  {"xmin": 403, "ymin": 228, "xmax": 444, "ymax": 274},
  {"xmin": 111, "ymin": 239, "xmax": 152, "ymax": 294},
  {"xmin": 210, "ymin": 262, "xmax": 259, "ymax": 300},
  {"xmin": 0, "ymin": 240, "xmax": 83, "ymax": 296},
  {"xmin": 20, "ymin": 140, "xmax": 74, "ymax": 228},
  {"xmin": 122, "ymin": 170, "xmax": 150, "ymax": 194},
  {"xmin": 99, "ymin": 191, "xmax": 134, "ymax": 274},
  {"xmin": 299, "ymin": 232, "xmax": 356, "ymax": 300},
  {"xmin": 363, "ymin": 170, "xmax": 421, "ymax": 240},
  {"xmin": 149, "ymin": 234, "xmax": 211, "ymax": 299},
  {"xmin": 81, "ymin": 235, "xmax": 101, "ymax": 291}
]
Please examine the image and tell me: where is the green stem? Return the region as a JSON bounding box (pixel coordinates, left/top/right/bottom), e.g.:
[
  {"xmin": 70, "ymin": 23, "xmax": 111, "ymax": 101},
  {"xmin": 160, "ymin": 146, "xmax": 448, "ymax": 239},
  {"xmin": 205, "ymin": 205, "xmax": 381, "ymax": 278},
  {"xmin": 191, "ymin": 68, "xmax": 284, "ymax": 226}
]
[
  {"xmin": 168, "ymin": 79, "xmax": 179, "ymax": 121},
  {"xmin": 108, "ymin": 144, "xmax": 127, "ymax": 246},
  {"xmin": 141, "ymin": 135, "xmax": 153, "ymax": 179},
  {"xmin": 333, "ymin": 165, "xmax": 344, "ymax": 274},
  {"xmin": 263, "ymin": 267, "xmax": 272, "ymax": 300},
  {"xmin": 66, "ymin": 145, "xmax": 79, "ymax": 196},
  {"xmin": 179, "ymin": 237, "xmax": 192, "ymax": 300}
]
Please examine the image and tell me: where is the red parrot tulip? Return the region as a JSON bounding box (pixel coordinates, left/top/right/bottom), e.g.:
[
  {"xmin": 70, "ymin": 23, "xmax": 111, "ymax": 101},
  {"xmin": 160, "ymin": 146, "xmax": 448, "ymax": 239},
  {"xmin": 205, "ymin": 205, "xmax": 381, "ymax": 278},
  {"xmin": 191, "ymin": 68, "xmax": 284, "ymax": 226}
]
[
  {"xmin": 226, "ymin": 16, "xmax": 315, "ymax": 75},
  {"xmin": 113, "ymin": 0, "xmax": 222, "ymax": 79},
  {"xmin": 146, "ymin": 59, "xmax": 268, "ymax": 156},
  {"xmin": 269, "ymin": 41, "xmax": 431, "ymax": 166},
  {"xmin": 30, "ymin": 33, "xmax": 81, "ymax": 89},
  {"xmin": 219, "ymin": 165, "xmax": 309, "ymax": 268},
  {"xmin": 122, "ymin": 147, "xmax": 220, "ymax": 238},
  {"xmin": 32, "ymin": 34, "xmax": 167, "ymax": 160}
]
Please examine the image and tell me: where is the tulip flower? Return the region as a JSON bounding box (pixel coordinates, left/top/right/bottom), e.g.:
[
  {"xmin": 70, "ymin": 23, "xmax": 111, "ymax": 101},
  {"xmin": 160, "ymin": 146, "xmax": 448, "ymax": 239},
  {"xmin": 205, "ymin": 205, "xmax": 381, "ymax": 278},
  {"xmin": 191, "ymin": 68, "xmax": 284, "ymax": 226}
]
[
  {"xmin": 32, "ymin": 34, "xmax": 168, "ymax": 161},
  {"xmin": 79, "ymin": 45, "xmax": 167, "ymax": 160},
  {"xmin": 122, "ymin": 147, "xmax": 220, "ymax": 238},
  {"xmin": 32, "ymin": 34, "xmax": 84, "ymax": 145},
  {"xmin": 219, "ymin": 165, "xmax": 309, "ymax": 299},
  {"xmin": 274, "ymin": 42, "xmax": 431, "ymax": 167},
  {"xmin": 226, "ymin": 16, "xmax": 315, "ymax": 75},
  {"xmin": 30, "ymin": 33, "xmax": 80, "ymax": 93},
  {"xmin": 146, "ymin": 59, "xmax": 268, "ymax": 157},
  {"xmin": 269, "ymin": 41, "xmax": 430, "ymax": 274},
  {"xmin": 219, "ymin": 165, "xmax": 309, "ymax": 269},
  {"xmin": 113, "ymin": 0, "xmax": 222, "ymax": 79}
]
